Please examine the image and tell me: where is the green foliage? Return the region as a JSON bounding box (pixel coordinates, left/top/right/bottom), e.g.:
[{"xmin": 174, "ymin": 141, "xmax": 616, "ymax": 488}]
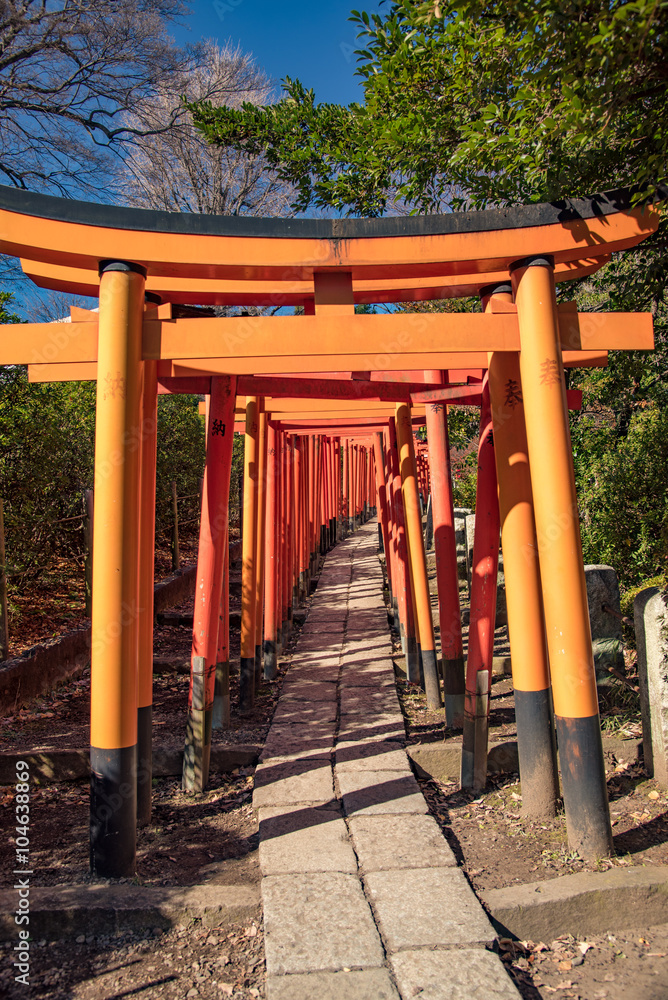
[
  {"xmin": 0, "ymin": 366, "xmax": 96, "ymax": 577},
  {"xmin": 188, "ymin": 0, "xmax": 668, "ymax": 214},
  {"xmin": 0, "ymin": 361, "xmax": 207, "ymax": 579},
  {"xmin": 188, "ymin": 0, "xmax": 668, "ymax": 587},
  {"xmin": 155, "ymin": 394, "xmax": 206, "ymax": 540},
  {"xmin": 577, "ymin": 405, "xmax": 668, "ymax": 583}
]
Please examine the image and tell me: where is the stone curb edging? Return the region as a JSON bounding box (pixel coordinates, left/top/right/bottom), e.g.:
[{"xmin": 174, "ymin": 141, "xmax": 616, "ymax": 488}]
[
  {"xmin": 0, "ymin": 744, "xmax": 260, "ymax": 784},
  {"xmin": 483, "ymin": 864, "xmax": 668, "ymax": 942},
  {"xmin": 0, "ymin": 884, "xmax": 260, "ymax": 942}
]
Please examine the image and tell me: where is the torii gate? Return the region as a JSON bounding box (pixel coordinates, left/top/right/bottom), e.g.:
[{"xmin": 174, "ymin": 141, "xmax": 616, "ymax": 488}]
[{"xmin": 0, "ymin": 185, "xmax": 657, "ymax": 876}]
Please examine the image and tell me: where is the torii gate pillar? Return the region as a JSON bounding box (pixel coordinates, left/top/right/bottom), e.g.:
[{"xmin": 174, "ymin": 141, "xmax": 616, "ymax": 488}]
[
  {"xmin": 513, "ymin": 256, "xmax": 613, "ymax": 859},
  {"xmin": 90, "ymin": 261, "xmax": 146, "ymax": 878}
]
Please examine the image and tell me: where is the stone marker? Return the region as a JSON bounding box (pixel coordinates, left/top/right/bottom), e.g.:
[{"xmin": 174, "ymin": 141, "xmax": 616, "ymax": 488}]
[
  {"xmin": 454, "ymin": 507, "xmax": 471, "ymax": 585},
  {"xmin": 585, "ymin": 564, "xmax": 626, "ymax": 683},
  {"xmin": 635, "ymin": 586, "xmax": 668, "ymax": 786}
]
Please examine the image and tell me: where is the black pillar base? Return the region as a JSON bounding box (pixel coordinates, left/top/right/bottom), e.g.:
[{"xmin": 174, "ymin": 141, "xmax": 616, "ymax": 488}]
[
  {"xmin": 263, "ymin": 638, "xmax": 277, "ymax": 680},
  {"xmin": 239, "ymin": 656, "xmax": 255, "ymax": 713},
  {"xmin": 137, "ymin": 705, "xmax": 152, "ymax": 828},
  {"xmin": 443, "ymin": 656, "xmax": 466, "ymax": 729},
  {"xmin": 515, "ymin": 688, "xmax": 559, "ymax": 819},
  {"xmin": 90, "ymin": 744, "xmax": 137, "ymax": 878},
  {"xmin": 182, "ymin": 657, "xmax": 212, "ymax": 792},
  {"xmin": 556, "ymin": 713, "xmax": 614, "ymax": 859},
  {"xmin": 406, "ymin": 634, "xmax": 420, "ymax": 685},
  {"xmin": 212, "ymin": 660, "xmax": 230, "ymax": 730},
  {"xmin": 421, "ymin": 647, "xmax": 441, "ymax": 710}
]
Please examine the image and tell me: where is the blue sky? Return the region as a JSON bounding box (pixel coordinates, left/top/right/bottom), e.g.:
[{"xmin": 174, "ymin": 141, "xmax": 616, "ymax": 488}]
[{"xmin": 173, "ymin": 1, "xmax": 382, "ymax": 105}]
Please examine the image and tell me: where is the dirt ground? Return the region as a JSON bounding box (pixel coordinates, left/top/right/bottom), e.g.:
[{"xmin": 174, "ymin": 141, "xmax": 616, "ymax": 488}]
[
  {"xmin": 2, "ymin": 543, "xmax": 668, "ymax": 999},
  {"xmin": 2, "ymin": 922, "xmax": 266, "ymax": 1000}
]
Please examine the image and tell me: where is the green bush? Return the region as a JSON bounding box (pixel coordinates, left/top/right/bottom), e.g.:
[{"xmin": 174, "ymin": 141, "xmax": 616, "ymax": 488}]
[
  {"xmin": 577, "ymin": 406, "xmax": 668, "ymax": 586},
  {"xmin": 0, "ymin": 364, "xmax": 207, "ymax": 579}
]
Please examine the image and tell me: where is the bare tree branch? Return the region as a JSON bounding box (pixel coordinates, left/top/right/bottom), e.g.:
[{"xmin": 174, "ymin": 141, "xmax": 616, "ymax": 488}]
[{"xmin": 0, "ymin": 0, "xmax": 190, "ymax": 196}]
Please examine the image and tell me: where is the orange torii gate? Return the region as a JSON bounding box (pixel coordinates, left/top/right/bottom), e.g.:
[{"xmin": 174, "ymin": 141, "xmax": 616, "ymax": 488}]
[{"xmin": 0, "ymin": 185, "xmax": 658, "ymax": 875}]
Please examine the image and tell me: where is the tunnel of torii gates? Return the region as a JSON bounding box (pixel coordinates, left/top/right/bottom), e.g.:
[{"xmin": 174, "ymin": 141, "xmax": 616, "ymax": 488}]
[{"xmin": 0, "ymin": 185, "xmax": 658, "ymax": 877}]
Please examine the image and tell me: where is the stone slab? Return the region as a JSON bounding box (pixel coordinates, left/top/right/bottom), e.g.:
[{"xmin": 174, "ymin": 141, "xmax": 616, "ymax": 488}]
[
  {"xmin": 262, "ymin": 872, "xmax": 384, "ymax": 975},
  {"xmin": 253, "ymin": 758, "xmax": 335, "ymax": 809},
  {"xmin": 301, "ymin": 621, "xmax": 346, "ymax": 636},
  {"xmin": 258, "ymin": 806, "xmax": 357, "ymax": 875},
  {"xmin": 335, "ymin": 740, "xmax": 410, "ymax": 773},
  {"xmin": 338, "ymin": 720, "xmax": 406, "ymax": 745},
  {"xmin": 482, "ymin": 865, "xmax": 668, "ymax": 941},
  {"xmin": 364, "ymin": 868, "xmax": 495, "ymax": 950},
  {"xmin": 260, "ymin": 727, "xmax": 335, "ymax": 762},
  {"xmin": 271, "ymin": 700, "xmax": 338, "ymax": 726},
  {"xmin": 280, "ymin": 681, "xmax": 339, "ymax": 703},
  {"xmin": 338, "ymin": 770, "xmax": 428, "ymax": 817},
  {"xmin": 339, "ymin": 688, "xmax": 401, "ymax": 717},
  {"xmin": 266, "ymin": 969, "xmax": 400, "ymax": 1000},
  {"xmin": 287, "ymin": 659, "xmax": 341, "ymax": 676},
  {"xmin": 390, "ymin": 949, "xmax": 521, "ymax": 1000},
  {"xmin": 340, "ymin": 664, "xmax": 396, "ymax": 686},
  {"xmin": 349, "ymin": 813, "xmax": 457, "ymax": 872},
  {"xmin": 0, "ymin": 884, "xmax": 260, "ymax": 941}
]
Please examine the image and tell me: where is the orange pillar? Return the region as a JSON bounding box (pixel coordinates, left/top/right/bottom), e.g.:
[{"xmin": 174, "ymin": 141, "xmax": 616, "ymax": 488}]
[
  {"xmin": 239, "ymin": 396, "xmax": 259, "ymax": 713},
  {"xmin": 264, "ymin": 422, "xmax": 279, "ymax": 679},
  {"xmin": 137, "ymin": 356, "xmax": 158, "ymax": 826},
  {"xmin": 484, "ymin": 282, "xmax": 559, "ymax": 818},
  {"xmin": 90, "ymin": 260, "xmax": 145, "ymax": 877},
  {"xmin": 254, "ymin": 405, "xmax": 268, "ymax": 688},
  {"xmin": 513, "ymin": 256, "xmax": 612, "ymax": 858},
  {"xmin": 396, "ymin": 403, "xmax": 441, "ymax": 709}
]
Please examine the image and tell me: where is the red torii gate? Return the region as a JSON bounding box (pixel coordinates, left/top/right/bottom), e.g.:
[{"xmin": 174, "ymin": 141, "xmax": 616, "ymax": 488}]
[{"xmin": 0, "ymin": 185, "xmax": 657, "ymax": 875}]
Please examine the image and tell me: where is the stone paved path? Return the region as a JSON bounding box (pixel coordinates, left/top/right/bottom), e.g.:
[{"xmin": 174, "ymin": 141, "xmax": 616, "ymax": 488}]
[{"xmin": 254, "ymin": 522, "xmax": 521, "ymax": 1000}]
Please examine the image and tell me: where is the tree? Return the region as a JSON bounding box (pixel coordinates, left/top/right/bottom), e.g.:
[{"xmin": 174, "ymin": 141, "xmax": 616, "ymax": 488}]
[
  {"xmin": 120, "ymin": 40, "xmax": 293, "ymax": 218},
  {"xmin": 188, "ymin": 0, "xmax": 668, "ymax": 215},
  {"xmin": 188, "ymin": 1, "xmax": 668, "ymax": 587},
  {"xmin": 0, "ymin": 0, "xmax": 188, "ymax": 197}
]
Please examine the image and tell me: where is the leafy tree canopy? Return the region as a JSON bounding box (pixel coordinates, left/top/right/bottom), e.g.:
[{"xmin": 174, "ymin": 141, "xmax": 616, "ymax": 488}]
[{"xmin": 189, "ymin": 0, "xmax": 668, "ymax": 215}]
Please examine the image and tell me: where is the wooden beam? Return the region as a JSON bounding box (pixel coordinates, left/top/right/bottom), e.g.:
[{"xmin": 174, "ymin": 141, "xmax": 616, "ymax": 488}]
[{"xmin": 8, "ymin": 309, "xmax": 651, "ymax": 371}]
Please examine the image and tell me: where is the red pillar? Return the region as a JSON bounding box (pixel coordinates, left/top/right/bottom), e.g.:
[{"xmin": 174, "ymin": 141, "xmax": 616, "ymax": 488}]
[
  {"xmin": 461, "ymin": 374, "xmax": 500, "ymax": 791},
  {"xmin": 184, "ymin": 375, "xmax": 237, "ymax": 791},
  {"xmin": 424, "ymin": 380, "xmax": 465, "ymax": 729}
]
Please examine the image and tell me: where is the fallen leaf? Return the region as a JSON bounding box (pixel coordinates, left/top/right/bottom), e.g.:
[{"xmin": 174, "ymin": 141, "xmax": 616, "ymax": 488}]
[
  {"xmin": 579, "ymin": 942, "xmax": 594, "ymax": 955},
  {"xmin": 558, "ymin": 960, "xmax": 572, "ymax": 972},
  {"xmin": 648, "ymin": 790, "xmax": 660, "ymax": 800}
]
